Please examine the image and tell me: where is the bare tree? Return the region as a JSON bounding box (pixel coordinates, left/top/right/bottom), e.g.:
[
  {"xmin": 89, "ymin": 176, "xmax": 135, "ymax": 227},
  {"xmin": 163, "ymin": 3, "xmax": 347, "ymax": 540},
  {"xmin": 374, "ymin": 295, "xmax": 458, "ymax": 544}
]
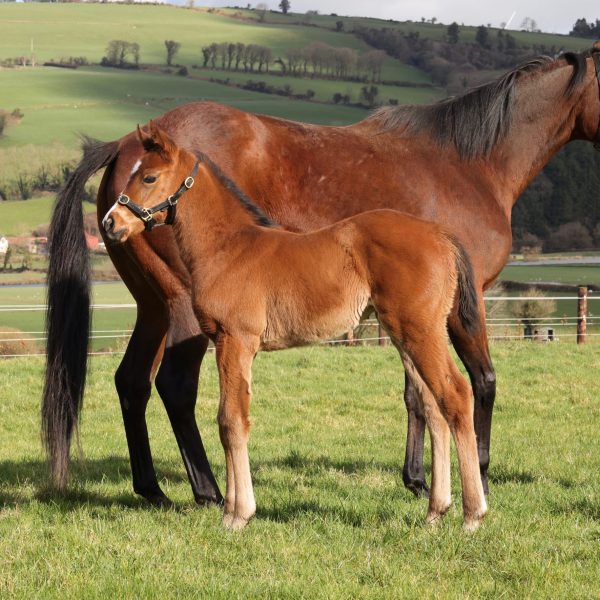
[
  {"xmin": 164, "ymin": 40, "xmax": 181, "ymax": 66},
  {"xmin": 256, "ymin": 3, "xmax": 269, "ymax": 22}
]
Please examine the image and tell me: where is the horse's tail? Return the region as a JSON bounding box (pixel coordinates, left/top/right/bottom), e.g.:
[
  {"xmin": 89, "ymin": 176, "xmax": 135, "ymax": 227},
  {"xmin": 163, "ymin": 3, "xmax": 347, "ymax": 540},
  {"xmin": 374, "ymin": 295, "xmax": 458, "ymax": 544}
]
[
  {"xmin": 43, "ymin": 137, "xmax": 119, "ymax": 489},
  {"xmin": 449, "ymin": 237, "xmax": 479, "ymax": 335}
]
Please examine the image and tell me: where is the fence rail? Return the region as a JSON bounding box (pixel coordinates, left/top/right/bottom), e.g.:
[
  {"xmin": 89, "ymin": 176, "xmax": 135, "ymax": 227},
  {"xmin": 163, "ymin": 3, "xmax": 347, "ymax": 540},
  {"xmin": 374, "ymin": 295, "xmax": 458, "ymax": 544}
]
[{"xmin": 1, "ymin": 289, "xmax": 598, "ymax": 358}]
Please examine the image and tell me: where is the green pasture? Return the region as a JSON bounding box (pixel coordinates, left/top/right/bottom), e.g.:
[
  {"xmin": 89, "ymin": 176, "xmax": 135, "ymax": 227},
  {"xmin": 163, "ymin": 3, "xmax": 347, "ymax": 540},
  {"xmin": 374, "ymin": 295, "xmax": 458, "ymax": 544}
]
[
  {"xmin": 0, "ymin": 66, "xmax": 367, "ymax": 150},
  {"xmin": 501, "ymin": 263, "xmax": 600, "ymax": 287},
  {"xmin": 0, "ymin": 3, "xmax": 419, "ymax": 83},
  {"xmin": 0, "ymin": 281, "xmax": 134, "ymax": 352},
  {"xmin": 0, "ymin": 343, "xmax": 599, "ymax": 597},
  {"xmin": 194, "ymin": 66, "xmax": 441, "ymax": 105},
  {"xmin": 1, "ymin": 196, "xmax": 96, "ymax": 236}
]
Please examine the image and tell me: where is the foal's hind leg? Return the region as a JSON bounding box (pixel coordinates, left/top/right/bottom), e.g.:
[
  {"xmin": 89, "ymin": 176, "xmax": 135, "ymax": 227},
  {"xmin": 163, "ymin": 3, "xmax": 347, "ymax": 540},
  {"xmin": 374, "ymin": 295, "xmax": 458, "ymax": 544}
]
[
  {"xmin": 215, "ymin": 334, "xmax": 259, "ymax": 530},
  {"xmin": 406, "ymin": 337, "xmax": 487, "ymax": 530},
  {"xmin": 400, "ymin": 354, "xmax": 451, "ymax": 523}
]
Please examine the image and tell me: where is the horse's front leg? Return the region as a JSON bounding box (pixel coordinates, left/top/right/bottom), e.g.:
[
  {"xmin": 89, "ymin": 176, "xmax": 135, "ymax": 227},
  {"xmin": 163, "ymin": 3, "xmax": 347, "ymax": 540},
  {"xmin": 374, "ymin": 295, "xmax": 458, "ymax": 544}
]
[
  {"xmin": 448, "ymin": 303, "xmax": 496, "ymax": 495},
  {"xmin": 215, "ymin": 333, "xmax": 259, "ymax": 530},
  {"xmin": 155, "ymin": 296, "xmax": 223, "ymax": 506}
]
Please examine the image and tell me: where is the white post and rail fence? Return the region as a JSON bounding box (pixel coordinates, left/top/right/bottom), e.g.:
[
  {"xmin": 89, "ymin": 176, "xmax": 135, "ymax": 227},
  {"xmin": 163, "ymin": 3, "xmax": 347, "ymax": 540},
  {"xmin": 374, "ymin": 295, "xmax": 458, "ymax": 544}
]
[{"xmin": 0, "ymin": 288, "xmax": 596, "ymax": 358}]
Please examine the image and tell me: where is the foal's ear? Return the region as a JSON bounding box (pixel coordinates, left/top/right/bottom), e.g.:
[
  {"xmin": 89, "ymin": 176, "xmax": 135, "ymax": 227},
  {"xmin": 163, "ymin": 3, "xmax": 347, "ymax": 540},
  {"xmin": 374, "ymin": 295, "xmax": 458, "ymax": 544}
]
[{"xmin": 137, "ymin": 121, "xmax": 176, "ymax": 159}]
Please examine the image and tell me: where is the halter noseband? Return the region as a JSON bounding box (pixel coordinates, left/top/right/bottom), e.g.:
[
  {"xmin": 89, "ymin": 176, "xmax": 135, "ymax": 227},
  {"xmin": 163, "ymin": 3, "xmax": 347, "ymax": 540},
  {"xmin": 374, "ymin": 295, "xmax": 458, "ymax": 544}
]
[{"xmin": 117, "ymin": 160, "xmax": 200, "ymax": 231}]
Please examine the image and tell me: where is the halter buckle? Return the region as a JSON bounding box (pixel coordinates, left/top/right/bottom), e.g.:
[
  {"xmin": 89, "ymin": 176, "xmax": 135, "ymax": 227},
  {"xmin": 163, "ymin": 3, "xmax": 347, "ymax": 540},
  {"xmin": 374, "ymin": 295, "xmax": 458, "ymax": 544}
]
[
  {"xmin": 117, "ymin": 194, "xmax": 130, "ymax": 205},
  {"xmin": 140, "ymin": 208, "xmax": 153, "ymax": 222},
  {"xmin": 184, "ymin": 176, "xmax": 195, "ymax": 189},
  {"xmin": 167, "ymin": 195, "xmax": 177, "ymax": 206}
]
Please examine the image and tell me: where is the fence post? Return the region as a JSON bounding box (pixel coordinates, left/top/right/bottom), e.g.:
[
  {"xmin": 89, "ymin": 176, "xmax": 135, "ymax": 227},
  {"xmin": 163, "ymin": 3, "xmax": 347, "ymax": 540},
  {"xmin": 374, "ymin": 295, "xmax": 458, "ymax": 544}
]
[{"xmin": 577, "ymin": 286, "xmax": 587, "ymax": 345}]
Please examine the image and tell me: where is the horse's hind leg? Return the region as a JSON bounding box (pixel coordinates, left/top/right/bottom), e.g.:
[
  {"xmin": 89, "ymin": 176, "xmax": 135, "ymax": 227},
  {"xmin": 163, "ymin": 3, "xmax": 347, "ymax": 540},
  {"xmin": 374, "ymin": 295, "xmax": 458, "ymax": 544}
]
[
  {"xmin": 402, "ymin": 372, "xmax": 429, "ymax": 497},
  {"xmin": 400, "ymin": 354, "xmax": 451, "ymax": 522},
  {"xmin": 155, "ymin": 296, "xmax": 223, "ymax": 506}
]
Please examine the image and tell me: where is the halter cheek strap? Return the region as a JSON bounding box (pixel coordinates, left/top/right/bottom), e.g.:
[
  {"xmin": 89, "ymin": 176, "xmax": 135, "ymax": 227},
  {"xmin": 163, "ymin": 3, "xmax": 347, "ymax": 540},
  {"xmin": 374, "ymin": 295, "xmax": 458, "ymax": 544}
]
[{"xmin": 117, "ymin": 161, "xmax": 200, "ymax": 231}]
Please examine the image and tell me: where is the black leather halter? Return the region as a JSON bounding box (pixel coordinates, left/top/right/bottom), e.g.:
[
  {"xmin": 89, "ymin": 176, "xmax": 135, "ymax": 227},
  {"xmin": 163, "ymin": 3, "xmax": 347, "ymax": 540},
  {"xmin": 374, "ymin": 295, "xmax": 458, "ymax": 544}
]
[
  {"xmin": 117, "ymin": 161, "xmax": 200, "ymax": 231},
  {"xmin": 593, "ymin": 51, "xmax": 600, "ymax": 151}
]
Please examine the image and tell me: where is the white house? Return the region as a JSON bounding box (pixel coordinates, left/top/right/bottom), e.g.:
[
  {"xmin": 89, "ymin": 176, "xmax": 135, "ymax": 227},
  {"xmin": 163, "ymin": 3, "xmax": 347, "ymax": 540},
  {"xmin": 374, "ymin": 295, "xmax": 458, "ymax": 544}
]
[{"xmin": 0, "ymin": 236, "xmax": 8, "ymax": 254}]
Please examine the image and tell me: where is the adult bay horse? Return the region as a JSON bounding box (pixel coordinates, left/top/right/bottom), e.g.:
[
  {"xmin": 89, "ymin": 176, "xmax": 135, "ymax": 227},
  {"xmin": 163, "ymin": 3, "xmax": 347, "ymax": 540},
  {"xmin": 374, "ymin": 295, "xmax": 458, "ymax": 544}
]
[
  {"xmin": 102, "ymin": 123, "xmax": 486, "ymax": 530},
  {"xmin": 44, "ymin": 47, "xmax": 600, "ymax": 505}
]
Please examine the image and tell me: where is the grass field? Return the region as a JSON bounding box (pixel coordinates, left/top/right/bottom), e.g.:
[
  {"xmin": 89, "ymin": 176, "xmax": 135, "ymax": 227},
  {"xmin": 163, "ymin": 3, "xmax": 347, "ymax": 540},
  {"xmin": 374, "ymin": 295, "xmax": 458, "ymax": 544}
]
[
  {"xmin": 193, "ymin": 66, "xmax": 440, "ymax": 105},
  {"xmin": 0, "ymin": 344, "xmax": 599, "ymax": 597},
  {"xmin": 501, "ymin": 264, "xmax": 600, "ymax": 287}
]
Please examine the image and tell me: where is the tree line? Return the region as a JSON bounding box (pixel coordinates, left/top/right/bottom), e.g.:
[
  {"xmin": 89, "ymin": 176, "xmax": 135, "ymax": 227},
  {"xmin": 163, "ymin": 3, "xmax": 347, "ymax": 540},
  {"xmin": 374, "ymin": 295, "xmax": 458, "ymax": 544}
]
[{"xmin": 569, "ymin": 18, "xmax": 600, "ymax": 38}]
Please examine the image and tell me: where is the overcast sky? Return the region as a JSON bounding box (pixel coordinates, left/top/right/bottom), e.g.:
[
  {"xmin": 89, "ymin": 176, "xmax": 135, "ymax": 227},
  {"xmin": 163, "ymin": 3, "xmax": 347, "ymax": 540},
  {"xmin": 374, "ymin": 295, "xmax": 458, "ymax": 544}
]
[{"xmin": 203, "ymin": 1, "xmax": 599, "ymax": 34}]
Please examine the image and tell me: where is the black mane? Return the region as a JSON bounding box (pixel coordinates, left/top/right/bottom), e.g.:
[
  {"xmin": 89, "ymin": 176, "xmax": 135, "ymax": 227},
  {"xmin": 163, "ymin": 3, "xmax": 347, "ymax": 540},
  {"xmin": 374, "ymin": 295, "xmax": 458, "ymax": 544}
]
[
  {"xmin": 369, "ymin": 48, "xmax": 596, "ymax": 160},
  {"xmin": 194, "ymin": 151, "xmax": 276, "ymax": 228}
]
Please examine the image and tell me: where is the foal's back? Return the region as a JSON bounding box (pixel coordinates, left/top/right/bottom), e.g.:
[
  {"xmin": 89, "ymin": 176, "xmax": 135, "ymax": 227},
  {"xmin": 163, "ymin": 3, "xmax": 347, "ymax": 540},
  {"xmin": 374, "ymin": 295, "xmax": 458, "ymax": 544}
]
[{"xmin": 226, "ymin": 209, "xmax": 457, "ymax": 351}]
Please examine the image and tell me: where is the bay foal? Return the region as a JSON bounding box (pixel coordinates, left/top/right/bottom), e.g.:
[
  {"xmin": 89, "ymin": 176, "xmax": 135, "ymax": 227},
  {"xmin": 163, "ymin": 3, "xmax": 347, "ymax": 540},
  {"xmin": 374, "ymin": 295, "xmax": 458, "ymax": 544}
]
[{"xmin": 103, "ymin": 124, "xmax": 486, "ymax": 530}]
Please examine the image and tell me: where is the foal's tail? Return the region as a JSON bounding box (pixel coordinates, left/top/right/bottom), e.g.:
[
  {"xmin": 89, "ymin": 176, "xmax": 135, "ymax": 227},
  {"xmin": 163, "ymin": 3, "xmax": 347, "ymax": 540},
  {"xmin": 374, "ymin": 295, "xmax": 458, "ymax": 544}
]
[
  {"xmin": 43, "ymin": 137, "xmax": 119, "ymax": 489},
  {"xmin": 450, "ymin": 238, "xmax": 479, "ymax": 335}
]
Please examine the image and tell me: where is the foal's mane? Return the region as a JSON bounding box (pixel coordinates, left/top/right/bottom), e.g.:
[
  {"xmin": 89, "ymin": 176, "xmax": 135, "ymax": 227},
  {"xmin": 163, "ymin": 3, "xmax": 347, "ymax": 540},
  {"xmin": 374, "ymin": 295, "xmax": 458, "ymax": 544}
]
[
  {"xmin": 369, "ymin": 48, "xmax": 599, "ymax": 160},
  {"xmin": 193, "ymin": 150, "xmax": 276, "ymax": 228}
]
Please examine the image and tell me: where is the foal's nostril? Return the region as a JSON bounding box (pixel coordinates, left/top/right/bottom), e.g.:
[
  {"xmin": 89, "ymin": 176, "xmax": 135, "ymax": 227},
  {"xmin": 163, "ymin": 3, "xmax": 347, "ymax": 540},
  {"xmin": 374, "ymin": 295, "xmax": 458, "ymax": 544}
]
[{"xmin": 103, "ymin": 216, "xmax": 114, "ymax": 233}]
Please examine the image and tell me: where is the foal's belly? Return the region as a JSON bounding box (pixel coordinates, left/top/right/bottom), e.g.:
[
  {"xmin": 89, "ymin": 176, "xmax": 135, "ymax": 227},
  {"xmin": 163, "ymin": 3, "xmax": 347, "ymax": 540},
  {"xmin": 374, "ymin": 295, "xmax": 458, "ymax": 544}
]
[{"xmin": 260, "ymin": 285, "xmax": 370, "ymax": 351}]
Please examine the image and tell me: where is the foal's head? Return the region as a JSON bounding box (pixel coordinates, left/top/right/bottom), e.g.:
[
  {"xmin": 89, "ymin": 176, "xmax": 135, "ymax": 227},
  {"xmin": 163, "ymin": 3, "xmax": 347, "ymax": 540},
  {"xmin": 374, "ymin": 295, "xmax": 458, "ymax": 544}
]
[{"xmin": 103, "ymin": 123, "xmax": 197, "ymax": 243}]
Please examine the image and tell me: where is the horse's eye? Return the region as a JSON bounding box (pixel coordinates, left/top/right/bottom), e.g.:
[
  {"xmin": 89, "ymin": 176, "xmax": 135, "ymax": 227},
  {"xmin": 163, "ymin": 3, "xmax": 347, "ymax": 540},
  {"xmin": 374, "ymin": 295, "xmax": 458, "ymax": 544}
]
[{"xmin": 143, "ymin": 175, "xmax": 157, "ymax": 184}]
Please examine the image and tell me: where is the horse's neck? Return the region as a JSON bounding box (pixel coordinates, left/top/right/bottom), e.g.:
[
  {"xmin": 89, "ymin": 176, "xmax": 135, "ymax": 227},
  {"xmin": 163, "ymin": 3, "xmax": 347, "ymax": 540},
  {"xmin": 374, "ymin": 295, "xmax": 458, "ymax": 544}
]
[
  {"xmin": 175, "ymin": 163, "xmax": 259, "ymax": 272},
  {"xmin": 489, "ymin": 65, "xmax": 586, "ymax": 213}
]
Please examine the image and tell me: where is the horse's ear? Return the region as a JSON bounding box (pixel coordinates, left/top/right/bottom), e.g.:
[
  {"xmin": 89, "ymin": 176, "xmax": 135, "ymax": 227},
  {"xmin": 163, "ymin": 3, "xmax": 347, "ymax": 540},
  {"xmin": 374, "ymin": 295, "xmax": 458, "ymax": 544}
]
[
  {"xmin": 593, "ymin": 41, "xmax": 600, "ymax": 51},
  {"xmin": 137, "ymin": 124, "xmax": 153, "ymax": 149}
]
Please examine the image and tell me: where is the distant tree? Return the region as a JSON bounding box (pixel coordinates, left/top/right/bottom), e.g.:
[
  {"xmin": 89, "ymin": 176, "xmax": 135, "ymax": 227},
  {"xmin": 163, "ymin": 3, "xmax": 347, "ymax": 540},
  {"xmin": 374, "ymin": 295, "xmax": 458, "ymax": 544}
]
[
  {"xmin": 279, "ymin": 0, "xmax": 290, "ymax": 14},
  {"xmin": 335, "ymin": 20, "xmax": 344, "ymax": 32},
  {"xmin": 545, "ymin": 222, "xmax": 593, "ymax": 251},
  {"xmin": 103, "ymin": 40, "xmax": 140, "ymax": 68},
  {"xmin": 570, "ymin": 17, "xmax": 600, "ymax": 38},
  {"xmin": 360, "ymin": 85, "xmax": 379, "ymax": 107},
  {"xmin": 201, "ymin": 45, "xmax": 211, "ymax": 67},
  {"xmin": 431, "ymin": 17, "xmax": 437, "ymax": 25},
  {"xmin": 511, "ymin": 288, "xmax": 556, "ymax": 339},
  {"xmin": 520, "ymin": 17, "xmax": 538, "ymax": 32},
  {"xmin": 475, "ymin": 25, "xmax": 489, "ymax": 47},
  {"xmin": 0, "ymin": 110, "xmax": 7, "ymax": 137},
  {"xmin": 332, "ymin": 92, "xmax": 344, "ymax": 104},
  {"xmin": 447, "ymin": 21, "xmax": 459, "ymax": 43},
  {"xmin": 256, "ymin": 3, "xmax": 268, "ymax": 22},
  {"xmin": 164, "ymin": 40, "xmax": 180, "ymax": 66}
]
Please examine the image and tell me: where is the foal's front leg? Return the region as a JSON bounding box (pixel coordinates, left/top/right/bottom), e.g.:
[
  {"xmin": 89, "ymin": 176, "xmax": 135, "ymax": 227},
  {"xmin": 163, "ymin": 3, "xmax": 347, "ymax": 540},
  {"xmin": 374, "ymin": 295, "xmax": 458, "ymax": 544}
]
[{"xmin": 215, "ymin": 333, "xmax": 259, "ymax": 530}]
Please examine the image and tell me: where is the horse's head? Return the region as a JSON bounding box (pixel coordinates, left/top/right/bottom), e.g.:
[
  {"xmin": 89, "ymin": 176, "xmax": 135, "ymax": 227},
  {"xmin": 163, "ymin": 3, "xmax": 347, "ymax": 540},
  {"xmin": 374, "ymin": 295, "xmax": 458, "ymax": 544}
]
[{"xmin": 102, "ymin": 122, "xmax": 198, "ymax": 243}]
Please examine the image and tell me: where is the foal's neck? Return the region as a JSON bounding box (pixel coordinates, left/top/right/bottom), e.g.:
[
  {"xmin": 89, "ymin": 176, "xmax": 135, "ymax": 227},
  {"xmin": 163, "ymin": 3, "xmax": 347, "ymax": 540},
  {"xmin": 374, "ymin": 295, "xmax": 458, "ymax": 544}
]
[{"xmin": 174, "ymin": 159, "xmax": 265, "ymax": 269}]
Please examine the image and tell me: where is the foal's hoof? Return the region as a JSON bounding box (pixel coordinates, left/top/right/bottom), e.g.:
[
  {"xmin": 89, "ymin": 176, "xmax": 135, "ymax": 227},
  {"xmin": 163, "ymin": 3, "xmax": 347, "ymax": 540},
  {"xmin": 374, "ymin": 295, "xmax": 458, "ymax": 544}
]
[
  {"xmin": 195, "ymin": 493, "xmax": 225, "ymax": 508},
  {"xmin": 463, "ymin": 509, "xmax": 487, "ymax": 532},
  {"xmin": 222, "ymin": 512, "xmax": 254, "ymax": 530}
]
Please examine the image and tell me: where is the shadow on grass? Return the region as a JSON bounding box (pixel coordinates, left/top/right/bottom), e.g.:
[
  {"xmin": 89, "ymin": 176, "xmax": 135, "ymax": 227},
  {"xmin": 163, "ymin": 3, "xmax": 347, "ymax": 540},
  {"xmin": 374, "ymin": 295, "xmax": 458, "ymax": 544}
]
[
  {"xmin": 0, "ymin": 455, "xmax": 192, "ymax": 512},
  {"xmin": 489, "ymin": 465, "xmax": 537, "ymax": 486},
  {"xmin": 259, "ymin": 449, "xmax": 398, "ymax": 476},
  {"xmin": 549, "ymin": 497, "xmax": 600, "ymax": 521}
]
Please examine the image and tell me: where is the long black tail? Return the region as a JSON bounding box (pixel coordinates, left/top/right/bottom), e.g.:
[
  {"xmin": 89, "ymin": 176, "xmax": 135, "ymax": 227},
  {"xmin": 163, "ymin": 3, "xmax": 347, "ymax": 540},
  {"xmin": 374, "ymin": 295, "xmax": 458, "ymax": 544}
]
[
  {"xmin": 42, "ymin": 137, "xmax": 119, "ymax": 489},
  {"xmin": 452, "ymin": 239, "xmax": 480, "ymax": 335}
]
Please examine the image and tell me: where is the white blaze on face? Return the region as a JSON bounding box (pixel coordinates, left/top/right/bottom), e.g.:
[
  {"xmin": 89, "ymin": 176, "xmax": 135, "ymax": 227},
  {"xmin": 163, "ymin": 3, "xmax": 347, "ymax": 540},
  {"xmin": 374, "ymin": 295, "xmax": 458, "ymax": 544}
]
[{"xmin": 102, "ymin": 159, "xmax": 141, "ymax": 229}]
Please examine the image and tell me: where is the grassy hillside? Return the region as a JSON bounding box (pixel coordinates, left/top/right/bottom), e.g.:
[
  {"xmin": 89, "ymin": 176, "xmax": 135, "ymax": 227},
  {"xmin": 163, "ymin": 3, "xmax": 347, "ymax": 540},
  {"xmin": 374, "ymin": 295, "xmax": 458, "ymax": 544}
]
[
  {"xmin": 0, "ymin": 3, "xmax": 421, "ymax": 81},
  {"xmin": 221, "ymin": 7, "xmax": 595, "ymax": 50}
]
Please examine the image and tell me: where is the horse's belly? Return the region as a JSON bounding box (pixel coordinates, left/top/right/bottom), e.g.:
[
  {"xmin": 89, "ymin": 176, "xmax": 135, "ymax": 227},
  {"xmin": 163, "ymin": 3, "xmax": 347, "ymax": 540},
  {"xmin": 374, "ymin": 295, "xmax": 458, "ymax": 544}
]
[{"xmin": 261, "ymin": 286, "xmax": 370, "ymax": 351}]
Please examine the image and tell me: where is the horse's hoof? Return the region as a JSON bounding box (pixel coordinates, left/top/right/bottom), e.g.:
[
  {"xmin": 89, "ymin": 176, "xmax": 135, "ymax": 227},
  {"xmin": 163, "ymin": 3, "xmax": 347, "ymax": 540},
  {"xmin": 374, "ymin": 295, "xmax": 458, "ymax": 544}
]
[
  {"xmin": 222, "ymin": 512, "xmax": 235, "ymax": 528},
  {"xmin": 145, "ymin": 492, "xmax": 175, "ymax": 509},
  {"xmin": 404, "ymin": 479, "xmax": 430, "ymax": 499},
  {"xmin": 463, "ymin": 507, "xmax": 487, "ymax": 532},
  {"xmin": 195, "ymin": 493, "xmax": 225, "ymax": 508}
]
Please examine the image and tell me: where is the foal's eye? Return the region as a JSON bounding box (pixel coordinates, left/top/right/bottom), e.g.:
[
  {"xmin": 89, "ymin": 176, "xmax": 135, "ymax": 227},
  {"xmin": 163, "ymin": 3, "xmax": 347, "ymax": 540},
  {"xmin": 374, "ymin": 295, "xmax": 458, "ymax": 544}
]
[{"xmin": 142, "ymin": 175, "xmax": 157, "ymax": 184}]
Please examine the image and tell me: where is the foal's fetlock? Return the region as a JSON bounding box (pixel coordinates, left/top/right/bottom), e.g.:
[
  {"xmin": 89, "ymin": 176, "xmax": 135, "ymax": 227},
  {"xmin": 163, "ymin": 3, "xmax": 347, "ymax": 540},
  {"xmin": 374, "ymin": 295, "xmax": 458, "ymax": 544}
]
[
  {"xmin": 425, "ymin": 499, "xmax": 451, "ymax": 527},
  {"xmin": 462, "ymin": 503, "xmax": 487, "ymax": 532}
]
